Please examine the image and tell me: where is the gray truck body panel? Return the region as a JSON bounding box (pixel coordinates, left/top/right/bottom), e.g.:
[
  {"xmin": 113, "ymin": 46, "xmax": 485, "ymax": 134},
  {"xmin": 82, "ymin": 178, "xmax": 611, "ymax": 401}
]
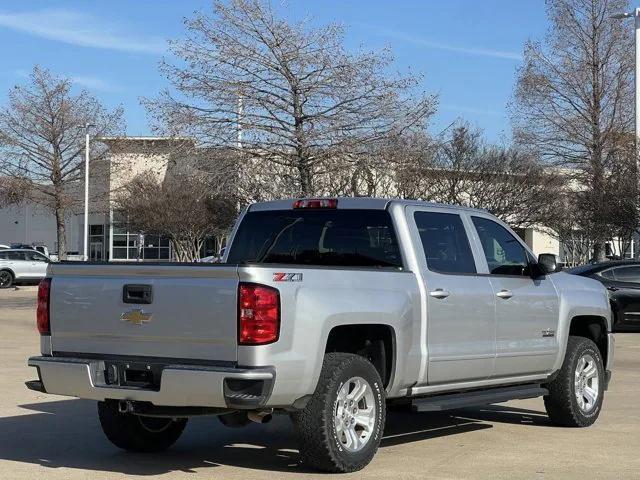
[{"xmin": 29, "ymin": 198, "xmax": 614, "ymax": 409}]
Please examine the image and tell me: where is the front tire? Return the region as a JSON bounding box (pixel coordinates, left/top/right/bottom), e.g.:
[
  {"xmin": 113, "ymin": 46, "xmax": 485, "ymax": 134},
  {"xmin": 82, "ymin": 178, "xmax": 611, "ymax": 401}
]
[
  {"xmin": 97, "ymin": 401, "xmax": 187, "ymax": 452},
  {"xmin": 291, "ymin": 353, "xmax": 385, "ymax": 473},
  {"xmin": 544, "ymin": 336, "xmax": 604, "ymax": 427}
]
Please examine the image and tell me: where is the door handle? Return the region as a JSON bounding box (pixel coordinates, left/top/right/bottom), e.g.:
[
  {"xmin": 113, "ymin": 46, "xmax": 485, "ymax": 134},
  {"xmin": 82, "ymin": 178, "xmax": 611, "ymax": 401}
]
[
  {"xmin": 429, "ymin": 288, "xmax": 451, "ymax": 299},
  {"xmin": 496, "ymin": 289, "xmax": 513, "ymax": 299},
  {"xmin": 607, "ymin": 286, "xmax": 619, "ymax": 292}
]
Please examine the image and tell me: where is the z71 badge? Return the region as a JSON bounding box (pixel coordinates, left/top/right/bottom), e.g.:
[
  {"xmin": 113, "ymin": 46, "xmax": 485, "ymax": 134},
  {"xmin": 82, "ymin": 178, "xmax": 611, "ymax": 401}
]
[{"xmin": 273, "ymin": 272, "xmax": 303, "ymax": 282}]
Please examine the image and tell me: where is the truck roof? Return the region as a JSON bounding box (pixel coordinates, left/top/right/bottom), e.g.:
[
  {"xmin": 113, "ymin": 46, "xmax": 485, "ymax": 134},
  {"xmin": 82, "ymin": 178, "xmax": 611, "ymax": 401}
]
[{"xmin": 248, "ymin": 197, "xmax": 488, "ymax": 214}]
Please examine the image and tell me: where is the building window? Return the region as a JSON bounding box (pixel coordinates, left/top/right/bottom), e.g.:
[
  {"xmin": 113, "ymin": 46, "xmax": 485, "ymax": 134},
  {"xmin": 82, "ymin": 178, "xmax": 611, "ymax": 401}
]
[
  {"xmin": 143, "ymin": 234, "xmax": 171, "ymax": 260},
  {"xmin": 89, "ymin": 224, "xmax": 106, "ymax": 261},
  {"xmin": 111, "ymin": 215, "xmax": 171, "ymax": 261}
]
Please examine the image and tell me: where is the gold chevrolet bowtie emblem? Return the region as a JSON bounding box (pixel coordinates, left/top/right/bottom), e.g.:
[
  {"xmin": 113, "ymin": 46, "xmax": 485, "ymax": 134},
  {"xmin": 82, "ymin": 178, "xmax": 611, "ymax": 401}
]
[{"xmin": 121, "ymin": 309, "xmax": 152, "ymax": 325}]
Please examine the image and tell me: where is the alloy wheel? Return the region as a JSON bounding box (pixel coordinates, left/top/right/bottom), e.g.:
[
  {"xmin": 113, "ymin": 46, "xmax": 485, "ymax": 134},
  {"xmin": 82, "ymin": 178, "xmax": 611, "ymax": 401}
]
[
  {"xmin": 0, "ymin": 272, "xmax": 12, "ymax": 288},
  {"xmin": 334, "ymin": 376, "xmax": 377, "ymax": 453},
  {"xmin": 574, "ymin": 353, "xmax": 599, "ymax": 413}
]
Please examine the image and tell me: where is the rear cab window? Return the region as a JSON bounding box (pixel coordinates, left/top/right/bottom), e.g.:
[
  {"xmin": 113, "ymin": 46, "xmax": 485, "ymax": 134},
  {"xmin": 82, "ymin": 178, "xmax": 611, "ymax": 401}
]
[{"xmin": 226, "ymin": 209, "xmax": 403, "ymax": 269}]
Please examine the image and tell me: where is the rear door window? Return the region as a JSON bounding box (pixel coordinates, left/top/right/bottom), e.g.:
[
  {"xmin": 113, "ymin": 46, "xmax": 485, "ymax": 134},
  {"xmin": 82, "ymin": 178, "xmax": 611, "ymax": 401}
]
[
  {"xmin": 612, "ymin": 266, "xmax": 640, "ymax": 284},
  {"xmin": 227, "ymin": 209, "xmax": 403, "ymax": 268},
  {"xmin": 414, "ymin": 211, "xmax": 476, "ymax": 274}
]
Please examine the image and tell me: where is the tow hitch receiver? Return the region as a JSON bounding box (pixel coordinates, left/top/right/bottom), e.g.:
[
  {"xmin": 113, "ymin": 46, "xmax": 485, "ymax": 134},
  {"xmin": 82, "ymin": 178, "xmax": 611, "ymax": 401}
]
[{"xmin": 104, "ymin": 361, "xmax": 162, "ymax": 390}]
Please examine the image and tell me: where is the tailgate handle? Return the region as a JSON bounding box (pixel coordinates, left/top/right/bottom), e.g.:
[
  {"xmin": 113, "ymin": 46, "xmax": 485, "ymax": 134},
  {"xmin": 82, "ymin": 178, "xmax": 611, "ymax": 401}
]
[{"xmin": 123, "ymin": 284, "xmax": 153, "ymax": 304}]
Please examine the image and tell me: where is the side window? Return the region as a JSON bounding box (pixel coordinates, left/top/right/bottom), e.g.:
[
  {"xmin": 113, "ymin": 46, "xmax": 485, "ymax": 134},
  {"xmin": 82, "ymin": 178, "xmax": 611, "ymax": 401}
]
[
  {"xmin": 613, "ymin": 266, "xmax": 640, "ymax": 284},
  {"xmin": 0, "ymin": 252, "xmax": 7, "ymax": 260},
  {"xmin": 414, "ymin": 211, "xmax": 476, "ymax": 274},
  {"xmin": 598, "ymin": 269, "xmax": 615, "ymax": 280},
  {"xmin": 472, "ymin": 216, "xmax": 529, "ymax": 276},
  {"xmin": 25, "ymin": 251, "xmax": 47, "ymax": 262},
  {"xmin": 7, "ymin": 251, "xmax": 25, "ymax": 261}
]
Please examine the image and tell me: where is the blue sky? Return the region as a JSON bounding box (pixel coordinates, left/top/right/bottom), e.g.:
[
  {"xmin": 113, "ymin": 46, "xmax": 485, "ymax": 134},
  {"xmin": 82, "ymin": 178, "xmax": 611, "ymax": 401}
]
[{"xmin": 0, "ymin": 0, "xmax": 547, "ymax": 142}]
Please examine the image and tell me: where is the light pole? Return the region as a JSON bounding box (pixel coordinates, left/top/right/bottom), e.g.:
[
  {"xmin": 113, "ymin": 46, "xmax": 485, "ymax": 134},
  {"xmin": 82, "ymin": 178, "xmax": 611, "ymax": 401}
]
[
  {"xmin": 79, "ymin": 123, "xmax": 95, "ymax": 261},
  {"xmin": 612, "ymin": 8, "xmax": 640, "ymax": 149},
  {"xmin": 612, "ymin": 8, "xmax": 640, "ymax": 259}
]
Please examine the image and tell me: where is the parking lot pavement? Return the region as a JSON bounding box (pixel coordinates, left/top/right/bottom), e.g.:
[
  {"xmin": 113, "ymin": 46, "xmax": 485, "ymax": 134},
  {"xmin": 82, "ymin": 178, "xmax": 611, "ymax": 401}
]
[{"xmin": 1, "ymin": 287, "xmax": 640, "ymax": 479}]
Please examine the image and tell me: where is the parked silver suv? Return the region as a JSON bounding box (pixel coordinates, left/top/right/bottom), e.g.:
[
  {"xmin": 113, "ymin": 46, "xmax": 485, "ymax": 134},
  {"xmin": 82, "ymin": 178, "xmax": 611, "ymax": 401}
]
[{"xmin": 0, "ymin": 249, "xmax": 50, "ymax": 288}]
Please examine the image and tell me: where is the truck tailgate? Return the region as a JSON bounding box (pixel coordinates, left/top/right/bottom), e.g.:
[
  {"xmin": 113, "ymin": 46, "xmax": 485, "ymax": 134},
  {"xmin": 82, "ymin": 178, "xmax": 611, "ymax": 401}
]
[{"xmin": 48, "ymin": 263, "xmax": 238, "ymax": 362}]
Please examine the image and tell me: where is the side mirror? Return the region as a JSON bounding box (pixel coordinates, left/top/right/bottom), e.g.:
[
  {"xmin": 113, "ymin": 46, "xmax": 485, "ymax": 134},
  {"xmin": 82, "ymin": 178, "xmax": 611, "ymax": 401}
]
[{"xmin": 537, "ymin": 253, "xmax": 560, "ymax": 275}]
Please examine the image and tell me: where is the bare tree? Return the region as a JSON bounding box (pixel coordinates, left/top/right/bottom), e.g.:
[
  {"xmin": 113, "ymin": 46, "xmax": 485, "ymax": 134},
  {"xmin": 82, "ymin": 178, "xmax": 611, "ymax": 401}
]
[
  {"xmin": 393, "ymin": 123, "xmax": 567, "ymax": 229},
  {"xmin": 114, "ymin": 172, "xmax": 237, "ymax": 262},
  {"xmin": 0, "ymin": 177, "xmax": 28, "ymax": 208},
  {"xmin": 606, "ymin": 141, "xmax": 638, "ymax": 253},
  {"xmin": 511, "ymin": 0, "xmax": 634, "ymax": 261},
  {"xmin": 359, "ymin": 130, "xmax": 436, "ymax": 199},
  {"xmin": 145, "ymin": 0, "xmax": 436, "ymax": 197},
  {"xmin": 0, "ymin": 66, "xmax": 124, "ymax": 259},
  {"xmin": 547, "ymin": 195, "xmax": 596, "ymax": 266}
]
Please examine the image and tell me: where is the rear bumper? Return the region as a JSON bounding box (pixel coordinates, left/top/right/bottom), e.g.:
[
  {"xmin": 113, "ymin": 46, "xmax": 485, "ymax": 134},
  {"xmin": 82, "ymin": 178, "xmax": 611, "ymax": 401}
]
[{"xmin": 27, "ymin": 356, "xmax": 274, "ymax": 409}]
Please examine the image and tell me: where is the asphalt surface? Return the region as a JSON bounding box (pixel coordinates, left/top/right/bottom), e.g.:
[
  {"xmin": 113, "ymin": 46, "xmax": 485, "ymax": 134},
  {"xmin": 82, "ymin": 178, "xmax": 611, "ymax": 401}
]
[{"xmin": 1, "ymin": 286, "xmax": 639, "ymax": 479}]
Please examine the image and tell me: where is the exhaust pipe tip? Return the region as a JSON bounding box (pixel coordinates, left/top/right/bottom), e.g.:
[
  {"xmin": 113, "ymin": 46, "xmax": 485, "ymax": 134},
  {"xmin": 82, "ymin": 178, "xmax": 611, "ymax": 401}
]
[{"xmin": 247, "ymin": 409, "xmax": 273, "ymax": 424}]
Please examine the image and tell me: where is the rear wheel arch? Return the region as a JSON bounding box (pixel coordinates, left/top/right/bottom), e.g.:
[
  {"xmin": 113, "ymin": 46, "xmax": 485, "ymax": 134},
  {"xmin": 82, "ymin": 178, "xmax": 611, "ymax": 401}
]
[
  {"xmin": 568, "ymin": 315, "xmax": 609, "ymax": 366},
  {"xmin": 324, "ymin": 324, "xmax": 395, "ymax": 389}
]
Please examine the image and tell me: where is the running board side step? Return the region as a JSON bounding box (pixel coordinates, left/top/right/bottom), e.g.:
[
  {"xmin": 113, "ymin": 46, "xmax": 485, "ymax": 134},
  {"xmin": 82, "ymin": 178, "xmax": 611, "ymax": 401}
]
[{"xmin": 411, "ymin": 384, "xmax": 548, "ymax": 412}]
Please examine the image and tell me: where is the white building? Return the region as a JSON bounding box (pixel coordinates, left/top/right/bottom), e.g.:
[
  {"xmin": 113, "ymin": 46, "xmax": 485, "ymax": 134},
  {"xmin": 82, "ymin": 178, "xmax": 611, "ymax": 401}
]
[{"xmin": 0, "ymin": 137, "xmax": 192, "ymax": 260}]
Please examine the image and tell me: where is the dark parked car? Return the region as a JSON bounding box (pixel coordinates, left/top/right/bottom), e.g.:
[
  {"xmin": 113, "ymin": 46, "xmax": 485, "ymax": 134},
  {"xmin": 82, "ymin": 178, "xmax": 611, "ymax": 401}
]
[{"xmin": 568, "ymin": 260, "xmax": 640, "ymax": 331}]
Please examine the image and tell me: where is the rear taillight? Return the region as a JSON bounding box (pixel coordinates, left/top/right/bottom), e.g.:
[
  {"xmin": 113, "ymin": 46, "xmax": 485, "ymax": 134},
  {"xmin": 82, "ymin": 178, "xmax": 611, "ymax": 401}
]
[
  {"xmin": 293, "ymin": 198, "xmax": 338, "ymax": 209},
  {"xmin": 37, "ymin": 278, "xmax": 51, "ymax": 335},
  {"xmin": 238, "ymin": 283, "xmax": 280, "ymax": 345}
]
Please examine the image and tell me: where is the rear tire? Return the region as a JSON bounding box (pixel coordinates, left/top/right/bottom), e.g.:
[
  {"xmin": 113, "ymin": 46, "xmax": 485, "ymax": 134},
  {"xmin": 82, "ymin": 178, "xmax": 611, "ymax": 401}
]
[
  {"xmin": 0, "ymin": 270, "xmax": 13, "ymax": 289},
  {"xmin": 291, "ymin": 353, "xmax": 385, "ymax": 473},
  {"xmin": 544, "ymin": 336, "xmax": 604, "ymax": 427},
  {"xmin": 97, "ymin": 401, "xmax": 187, "ymax": 452}
]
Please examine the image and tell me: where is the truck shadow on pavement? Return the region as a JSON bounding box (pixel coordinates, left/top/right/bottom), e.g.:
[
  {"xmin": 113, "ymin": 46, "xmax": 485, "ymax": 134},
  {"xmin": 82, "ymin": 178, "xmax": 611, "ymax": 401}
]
[{"xmin": 0, "ymin": 398, "xmax": 550, "ymax": 475}]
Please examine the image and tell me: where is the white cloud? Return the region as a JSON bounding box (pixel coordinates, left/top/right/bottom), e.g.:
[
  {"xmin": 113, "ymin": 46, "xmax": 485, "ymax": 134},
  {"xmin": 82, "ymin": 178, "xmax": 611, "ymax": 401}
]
[
  {"xmin": 71, "ymin": 75, "xmax": 122, "ymax": 92},
  {"xmin": 362, "ymin": 24, "xmax": 522, "ymax": 61},
  {"xmin": 0, "ymin": 8, "xmax": 166, "ymax": 55}
]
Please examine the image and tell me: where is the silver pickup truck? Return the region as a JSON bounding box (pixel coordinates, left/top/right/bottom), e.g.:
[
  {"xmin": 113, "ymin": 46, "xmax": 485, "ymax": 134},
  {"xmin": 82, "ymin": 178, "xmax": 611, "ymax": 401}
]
[{"xmin": 27, "ymin": 198, "xmax": 614, "ymax": 473}]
